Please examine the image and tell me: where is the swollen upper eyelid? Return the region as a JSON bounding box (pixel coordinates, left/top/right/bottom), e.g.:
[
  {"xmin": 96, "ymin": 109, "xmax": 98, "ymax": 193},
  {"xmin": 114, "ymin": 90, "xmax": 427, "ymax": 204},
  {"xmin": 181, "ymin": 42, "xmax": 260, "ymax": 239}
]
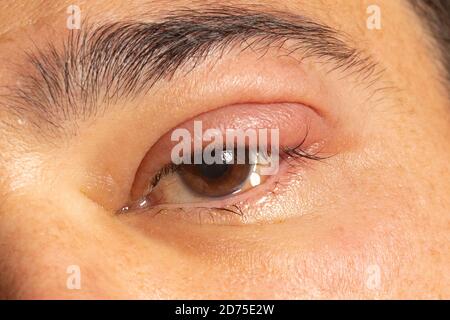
[{"xmin": 129, "ymin": 102, "xmax": 331, "ymax": 200}]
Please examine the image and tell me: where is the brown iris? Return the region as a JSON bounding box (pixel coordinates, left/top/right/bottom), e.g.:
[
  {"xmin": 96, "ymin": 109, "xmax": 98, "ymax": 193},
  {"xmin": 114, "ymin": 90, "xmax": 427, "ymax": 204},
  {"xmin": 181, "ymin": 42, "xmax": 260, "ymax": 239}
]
[{"xmin": 178, "ymin": 149, "xmax": 253, "ymax": 197}]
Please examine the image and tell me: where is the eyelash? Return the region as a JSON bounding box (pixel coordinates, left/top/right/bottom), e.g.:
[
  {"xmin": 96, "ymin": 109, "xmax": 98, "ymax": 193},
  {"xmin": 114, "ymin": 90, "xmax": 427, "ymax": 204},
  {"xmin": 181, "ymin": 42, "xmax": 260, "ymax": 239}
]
[{"xmin": 118, "ymin": 140, "xmax": 327, "ymax": 217}]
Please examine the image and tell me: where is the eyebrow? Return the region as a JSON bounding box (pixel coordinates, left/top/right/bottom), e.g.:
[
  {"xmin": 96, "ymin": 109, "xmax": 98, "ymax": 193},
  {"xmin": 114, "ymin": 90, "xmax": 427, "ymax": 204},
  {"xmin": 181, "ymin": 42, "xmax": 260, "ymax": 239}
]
[{"xmin": 2, "ymin": 6, "xmax": 383, "ymax": 136}]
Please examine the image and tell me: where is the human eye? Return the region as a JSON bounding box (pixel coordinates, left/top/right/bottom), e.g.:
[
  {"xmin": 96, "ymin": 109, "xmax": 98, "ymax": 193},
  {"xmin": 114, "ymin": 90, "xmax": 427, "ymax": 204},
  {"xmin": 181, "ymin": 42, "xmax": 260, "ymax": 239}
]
[{"xmin": 117, "ymin": 102, "xmax": 332, "ymax": 225}]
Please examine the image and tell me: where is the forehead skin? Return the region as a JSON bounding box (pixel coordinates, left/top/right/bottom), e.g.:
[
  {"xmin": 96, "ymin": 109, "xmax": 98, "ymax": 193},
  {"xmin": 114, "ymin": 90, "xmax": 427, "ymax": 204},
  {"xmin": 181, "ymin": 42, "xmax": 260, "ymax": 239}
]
[{"xmin": 0, "ymin": 0, "xmax": 449, "ymax": 299}]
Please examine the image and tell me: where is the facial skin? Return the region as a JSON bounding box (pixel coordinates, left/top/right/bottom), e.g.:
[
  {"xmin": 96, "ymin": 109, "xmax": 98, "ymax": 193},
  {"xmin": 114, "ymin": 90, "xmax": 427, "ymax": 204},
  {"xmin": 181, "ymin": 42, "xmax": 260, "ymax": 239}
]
[{"xmin": 0, "ymin": 0, "xmax": 449, "ymax": 299}]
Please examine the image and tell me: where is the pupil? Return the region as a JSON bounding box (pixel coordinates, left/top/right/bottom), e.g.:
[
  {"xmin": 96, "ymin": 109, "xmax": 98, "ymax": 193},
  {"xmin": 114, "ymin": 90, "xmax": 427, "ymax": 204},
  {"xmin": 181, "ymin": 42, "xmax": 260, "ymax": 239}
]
[
  {"xmin": 197, "ymin": 163, "xmax": 230, "ymax": 180},
  {"xmin": 195, "ymin": 149, "xmax": 235, "ymax": 180}
]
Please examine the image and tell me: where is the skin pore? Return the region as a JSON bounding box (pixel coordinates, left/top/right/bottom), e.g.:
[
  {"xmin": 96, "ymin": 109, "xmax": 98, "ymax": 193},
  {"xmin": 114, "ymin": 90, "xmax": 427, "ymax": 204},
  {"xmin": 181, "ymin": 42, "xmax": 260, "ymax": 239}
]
[{"xmin": 0, "ymin": 0, "xmax": 449, "ymax": 299}]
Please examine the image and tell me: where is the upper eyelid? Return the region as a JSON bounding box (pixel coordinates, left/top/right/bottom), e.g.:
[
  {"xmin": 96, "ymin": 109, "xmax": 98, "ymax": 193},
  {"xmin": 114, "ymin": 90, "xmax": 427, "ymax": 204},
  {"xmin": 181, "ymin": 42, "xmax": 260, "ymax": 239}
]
[{"xmin": 3, "ymin": 5, "xmax": 384, "ymax": 139}]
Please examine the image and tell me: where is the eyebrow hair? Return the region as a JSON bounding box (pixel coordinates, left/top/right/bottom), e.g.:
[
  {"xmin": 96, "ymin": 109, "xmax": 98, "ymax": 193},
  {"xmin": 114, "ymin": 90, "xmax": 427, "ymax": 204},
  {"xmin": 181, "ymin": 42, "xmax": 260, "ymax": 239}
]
[{"xmin": 2, "ymin": 6, "xmax": 383, "ymax": 137}]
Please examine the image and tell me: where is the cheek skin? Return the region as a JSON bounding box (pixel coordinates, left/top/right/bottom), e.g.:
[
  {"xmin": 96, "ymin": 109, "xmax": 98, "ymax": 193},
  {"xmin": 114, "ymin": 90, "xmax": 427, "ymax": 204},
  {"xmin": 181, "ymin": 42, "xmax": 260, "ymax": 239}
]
[
  {"xmin": 118, "ymin": 193, "xmax": 409, "ymax": 298},
  {"xmin": 0, "ymin": 190, "xmax": 176, "ymax": 299},
  {"xmin": 0, "ymin": 191, "xmax": 410, "ymax": 299}
]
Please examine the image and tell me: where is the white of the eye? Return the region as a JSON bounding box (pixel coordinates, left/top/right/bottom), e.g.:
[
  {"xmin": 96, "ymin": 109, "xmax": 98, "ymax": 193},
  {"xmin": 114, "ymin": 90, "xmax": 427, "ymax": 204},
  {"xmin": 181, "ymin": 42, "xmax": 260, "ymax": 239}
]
[{"xmin": 249, "ymin": 172, "xmax": 261, "ymax": 187}]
